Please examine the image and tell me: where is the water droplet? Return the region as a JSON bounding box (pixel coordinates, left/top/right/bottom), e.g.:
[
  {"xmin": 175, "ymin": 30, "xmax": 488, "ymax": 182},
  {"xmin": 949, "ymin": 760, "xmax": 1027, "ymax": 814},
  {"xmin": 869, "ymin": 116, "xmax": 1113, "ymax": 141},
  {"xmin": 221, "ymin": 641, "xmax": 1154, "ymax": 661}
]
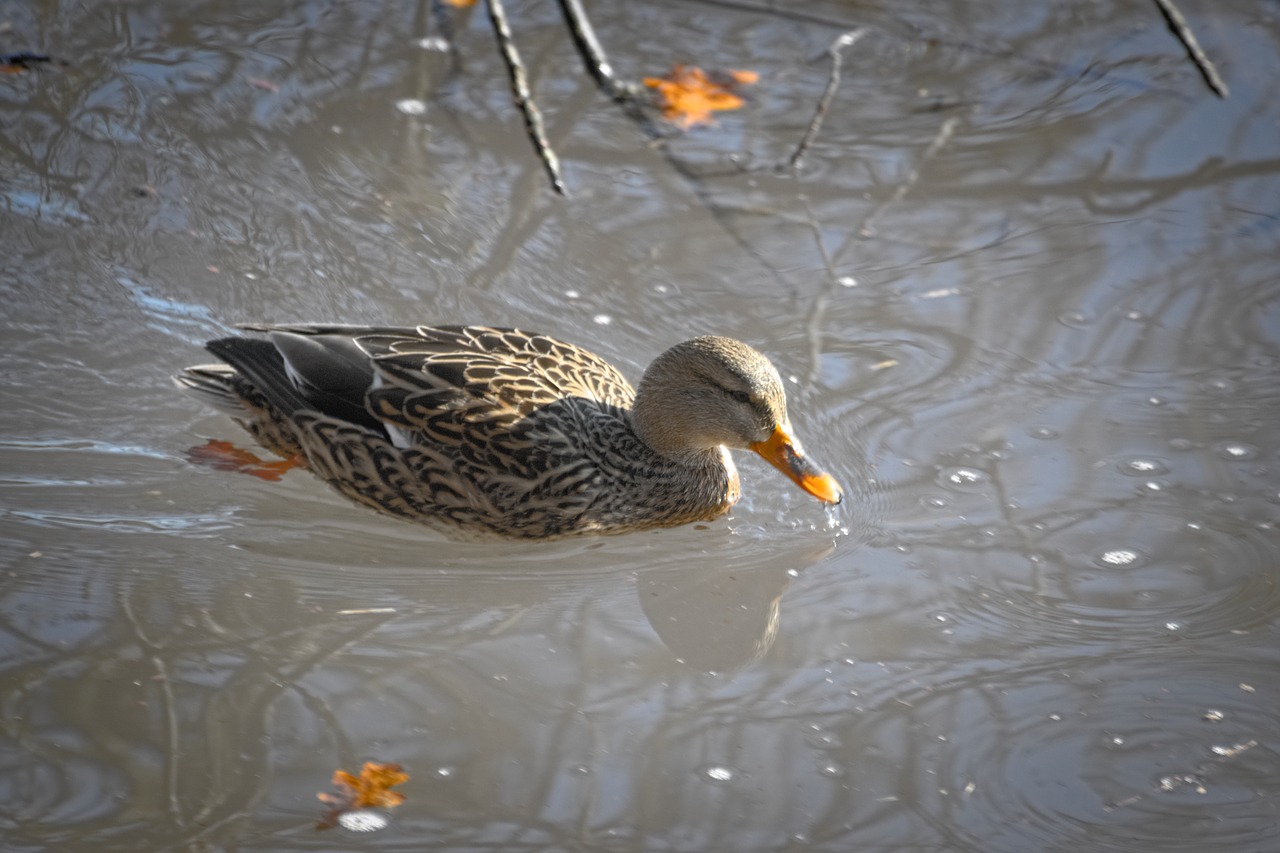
[
  {"xmin": 1057, "ymin": 310, "xmax": 1093, "ymax": 327},
  {"xmin": 1028, "ymin": 425, "xmax": 1059, "ymax": 440},
  {"xmin": 703, "ymin": 766, "xmax": 734, "ymax": 782},
  {"xmin": 938, "ymin": 467, "xmax": 988, "ymax": 490},
  {"xmin": 563, "ymin": 289, "xmax": 580, "ymax": 299},
  {"xmin": 1119, "ymin": 457, "xmax": 1168, "ymax": 476},
  {"xmin": 1213, "ymin": 441, "xmax": 1258, "ymax": 461},
  {"xmin": 395, "ymin": 98, "xmax": 427, "ymax": 116},
  {"xmin": 818, "ymin": 764, "xmax": 845, "ymax": 778},
  {"xmin": 415, "ymin": 36, "xmax": 450, "ymax": 51},
  {"xmin": 339, "ymin": 809, "xmax": 389, "ymax": 832},
  {"xmin": 436, "ymin": 766, "xmax": 454, "ymax": 778},
  {"xmin": 1098, "ymin": 549, "xmax": 1140, "ymax": 567},
  {"xmin": 837, "ymin": 275, "xmax": 858, "ymax": 288},
  {"xmin": 593, "ymin": 314, "xmax": 613, "ymax": 325},
  {"xmin": 1147, "ymin": 396, "xmax": 1166, "ymax": 406},
  {"xmin": 921, "ymin": 495, "xmax": 949, "ymax": 509}
]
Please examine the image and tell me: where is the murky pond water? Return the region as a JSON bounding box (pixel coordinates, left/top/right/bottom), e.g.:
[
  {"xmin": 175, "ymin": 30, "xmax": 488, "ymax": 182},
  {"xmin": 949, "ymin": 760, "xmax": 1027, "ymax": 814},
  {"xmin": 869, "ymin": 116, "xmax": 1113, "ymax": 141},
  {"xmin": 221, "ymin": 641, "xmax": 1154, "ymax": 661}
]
[{"xmin": 3, "ymin": 1, "xmax": 1278, "ymax": 850}]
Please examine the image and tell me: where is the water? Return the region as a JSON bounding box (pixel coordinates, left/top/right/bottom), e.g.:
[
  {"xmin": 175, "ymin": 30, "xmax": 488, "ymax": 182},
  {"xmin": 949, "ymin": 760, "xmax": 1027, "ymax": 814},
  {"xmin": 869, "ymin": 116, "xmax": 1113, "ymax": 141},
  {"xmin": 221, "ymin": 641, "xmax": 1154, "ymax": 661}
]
[{"xmin": 2, "ymin": 1, "xmax": 1278, "ymax": 850}]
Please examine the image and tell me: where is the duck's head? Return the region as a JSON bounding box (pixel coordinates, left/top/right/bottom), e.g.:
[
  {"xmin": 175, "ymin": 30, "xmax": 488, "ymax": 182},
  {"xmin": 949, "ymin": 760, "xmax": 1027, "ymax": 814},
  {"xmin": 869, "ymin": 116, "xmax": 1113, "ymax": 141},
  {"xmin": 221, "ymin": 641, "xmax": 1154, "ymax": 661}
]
[{"xmin": 632, "ymin": 336, "xmax": 843, "ymax": 505}]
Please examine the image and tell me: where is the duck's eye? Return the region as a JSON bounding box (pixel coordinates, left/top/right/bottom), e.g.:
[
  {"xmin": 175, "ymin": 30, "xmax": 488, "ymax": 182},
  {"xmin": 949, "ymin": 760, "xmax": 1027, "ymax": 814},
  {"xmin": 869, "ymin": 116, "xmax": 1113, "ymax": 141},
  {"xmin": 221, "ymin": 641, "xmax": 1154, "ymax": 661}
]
[{"xmin": 730, "ymin": 390, "xmax": 751, "ymax": 404}]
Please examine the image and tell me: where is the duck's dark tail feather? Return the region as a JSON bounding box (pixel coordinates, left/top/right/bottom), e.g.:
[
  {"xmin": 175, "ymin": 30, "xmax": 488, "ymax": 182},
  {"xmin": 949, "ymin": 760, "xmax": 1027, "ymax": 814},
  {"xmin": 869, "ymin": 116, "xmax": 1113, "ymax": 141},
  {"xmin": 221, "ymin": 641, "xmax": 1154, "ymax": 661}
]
[
  {"xmin": 173, "ymin": 363, "xmax": 250, "ymax": 417},
  {"xmin": 203, "ymin": 336, "xmax": 314, "ymax": 417}
]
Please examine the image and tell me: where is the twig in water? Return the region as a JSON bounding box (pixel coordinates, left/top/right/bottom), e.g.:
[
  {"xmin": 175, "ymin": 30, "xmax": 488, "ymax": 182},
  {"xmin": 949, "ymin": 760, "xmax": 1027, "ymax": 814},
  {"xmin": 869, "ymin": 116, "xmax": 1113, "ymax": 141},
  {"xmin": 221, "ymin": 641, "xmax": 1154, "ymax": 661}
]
[
  {"xmin": 789, "ymin": 29, "xmax": 865, "ymax": 171},
  {"xmin": 556, "ymin": 0, "xmax": 637, "ymax": 101},
  {"xmin": 485, "ymin": 0, "xmax": 567, "ymax": 195},
  {"xmin": 1151, "ymin": 0, "xmax": 1228, "ymax": 98}
]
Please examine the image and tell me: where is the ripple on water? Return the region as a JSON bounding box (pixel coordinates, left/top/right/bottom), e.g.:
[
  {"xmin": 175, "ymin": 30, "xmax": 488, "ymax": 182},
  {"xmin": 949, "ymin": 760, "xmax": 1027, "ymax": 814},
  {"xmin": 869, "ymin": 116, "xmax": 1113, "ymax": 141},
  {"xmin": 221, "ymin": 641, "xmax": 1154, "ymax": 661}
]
[{"xmin": 903, "ymin": 651, "xmax": 1278, "ymax": 852}]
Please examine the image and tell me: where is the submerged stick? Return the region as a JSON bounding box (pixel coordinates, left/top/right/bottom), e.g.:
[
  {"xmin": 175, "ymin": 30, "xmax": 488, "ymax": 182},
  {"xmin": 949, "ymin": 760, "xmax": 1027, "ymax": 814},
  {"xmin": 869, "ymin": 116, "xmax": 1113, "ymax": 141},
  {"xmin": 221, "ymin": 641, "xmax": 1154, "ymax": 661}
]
[
  {"xmin": 1151, "ymin": 0, "xmax": 1228, "ymax": 98},
  {"xmin": 486, "ymin": 0, "xmax": 568, "ymax": 195},
  {"xmin": 789, "ymin": 29, "xmax": 865, "ymax": 171}
]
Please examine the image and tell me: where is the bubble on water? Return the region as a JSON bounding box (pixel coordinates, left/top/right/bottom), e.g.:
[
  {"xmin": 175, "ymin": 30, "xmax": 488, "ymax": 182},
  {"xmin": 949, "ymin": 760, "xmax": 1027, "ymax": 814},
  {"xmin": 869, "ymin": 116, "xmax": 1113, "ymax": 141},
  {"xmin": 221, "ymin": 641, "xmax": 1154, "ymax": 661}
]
[
  {"xmin": 1147, "ymin": 396, "xmax": 1166, "ymax": 406},
  {"xmin": 1118, "ymin": 457, "xmax": 1168, "ymax": 476},
  {"xmin": 563, "ymin": 289, "xmax": 580, "ymax": 299},
  {"xmin": 1203, "ymin": 709, "xmax": 1224, "ymax": 722},
  {"xmin": 395, "ymin": 98, "xmax": 427, "ymax": 115},
  {"xmin": 1165, "ymin": 621, "xmax": 1183, "ymax": 632},
  {"xmin": 837, "ymin": 275, "xmax": 858, "ymax": 288},
  {"xmin": 818, "ymin": 763, "xmax": 845, "ymax": 778},
  {"xmin": 1213, "ymin": 441, "xmax": 1258, "ymax": 461},
  {"xmin": 702, "ymin": 766, "xmax": 735, "ymax": 782},
  {"xmin": 593, "ymin": 314, "xmax": 613, "ymax": 325},
  {"xmin": 1097, "ymin": 549, "xmax": 1140, "ymax": 567},
  {"xmin": 435, "ymin": 766, "xmax": 454, "ymax": 778},
  {"xmin": 1202, "ymin": 377, "xmax": 1236, "ymax": 396},
  {"xmin": 921, "ymin": 495, "xmax": 949, "ymax": 509},
  {"xmin": 1168, "ymin": 438, "xmax": 1197, "ymax": 451},
  {"xmin": 938, "ymin": 467, "xmax": 988, "ymax": 490},
  {"xmin": 339, "ymin": 810, "xmax": 389, "ymax": 832},
  {"xmin": 1028, "ymin": 425, "xmax": 1059, "ymax": 440},
  {"xmin": 1057, "ymin": 310, "xmax": 1093, "ymax": 327},
  {"xmin": 415, "ymin": 36, "xmax": 450, "ymax": 51}
]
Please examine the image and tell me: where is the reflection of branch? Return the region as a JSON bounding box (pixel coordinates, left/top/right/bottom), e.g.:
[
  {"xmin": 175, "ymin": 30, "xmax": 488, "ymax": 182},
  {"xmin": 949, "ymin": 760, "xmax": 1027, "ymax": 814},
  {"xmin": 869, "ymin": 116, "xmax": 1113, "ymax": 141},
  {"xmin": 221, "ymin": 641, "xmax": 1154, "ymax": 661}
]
[
  {"xmin": 485, "ymin": 0, "xmax": 567, "ymax": 196},
  {"xmin": 1152, "ymin": 0, "xmax": 1229, "ymax": 98},
  {"xmin": 789, "ymin": 29, "xmax": 865, "ymax": 172},
  {"xmin": 858, "ymin": 115, "xmax": 961, "ymax": 237}
]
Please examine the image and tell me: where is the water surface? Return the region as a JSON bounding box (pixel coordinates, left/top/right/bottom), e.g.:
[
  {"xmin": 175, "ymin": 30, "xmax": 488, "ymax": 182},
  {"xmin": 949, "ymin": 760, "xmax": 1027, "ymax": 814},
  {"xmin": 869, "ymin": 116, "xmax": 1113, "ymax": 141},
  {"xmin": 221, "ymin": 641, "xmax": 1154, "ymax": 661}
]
[{"xmin": 2, "ymin": 1, "xmax": 1278, "ymax": 850}]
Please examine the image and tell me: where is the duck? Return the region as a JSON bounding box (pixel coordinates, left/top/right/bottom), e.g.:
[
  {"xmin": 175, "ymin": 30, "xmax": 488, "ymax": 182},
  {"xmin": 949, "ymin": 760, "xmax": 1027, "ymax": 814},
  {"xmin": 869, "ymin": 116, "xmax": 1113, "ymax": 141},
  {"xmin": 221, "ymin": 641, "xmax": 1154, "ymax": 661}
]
[{"xmin": 177, "ymin": 324, "xmax": 842, "ymax": 540}]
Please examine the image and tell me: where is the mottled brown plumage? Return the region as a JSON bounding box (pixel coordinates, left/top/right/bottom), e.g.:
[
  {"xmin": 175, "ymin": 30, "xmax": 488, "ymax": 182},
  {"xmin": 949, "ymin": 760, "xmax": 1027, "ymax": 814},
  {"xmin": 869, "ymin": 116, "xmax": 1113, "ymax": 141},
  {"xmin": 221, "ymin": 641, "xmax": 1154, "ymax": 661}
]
[{"xmin": 177, "ymin": 324, "xmax": 841, "ymax": 540}]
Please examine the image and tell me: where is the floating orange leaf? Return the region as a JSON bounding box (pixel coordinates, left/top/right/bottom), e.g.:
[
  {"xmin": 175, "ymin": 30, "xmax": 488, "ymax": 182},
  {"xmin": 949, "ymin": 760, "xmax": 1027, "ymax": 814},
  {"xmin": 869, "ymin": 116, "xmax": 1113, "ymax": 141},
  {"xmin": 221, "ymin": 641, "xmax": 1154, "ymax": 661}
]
[
  {"xmin": 317, "ymin": 762, "xmax": 410, "ymax": 830},
  {"xmin": 185, "ymin": 439, "xmax": 303, "ymax": 481},
  {"xmin": 442, "ymin": 0, "xmax": 476, "ymax": 6},
  {"xmin": 642, "ymin": 64, "xmax": 757, "ymax": 129}
]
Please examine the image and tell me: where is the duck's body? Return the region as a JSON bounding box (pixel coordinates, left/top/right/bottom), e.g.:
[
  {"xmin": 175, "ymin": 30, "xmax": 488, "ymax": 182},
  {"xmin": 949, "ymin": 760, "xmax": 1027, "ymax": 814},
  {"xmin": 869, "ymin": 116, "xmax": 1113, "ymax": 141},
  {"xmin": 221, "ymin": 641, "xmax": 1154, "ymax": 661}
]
[{"xmin": 178, "ymin": 325, "xmax": 841, "ymax": 540}]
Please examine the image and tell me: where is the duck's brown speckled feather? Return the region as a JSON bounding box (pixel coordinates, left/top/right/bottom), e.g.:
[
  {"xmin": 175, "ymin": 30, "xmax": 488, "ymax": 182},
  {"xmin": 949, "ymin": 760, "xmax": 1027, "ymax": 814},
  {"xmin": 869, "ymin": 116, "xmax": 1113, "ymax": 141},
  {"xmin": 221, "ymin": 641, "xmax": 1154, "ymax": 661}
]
[{"xmin": 180, "ymin": 325, "xmax": 740, "ymax": 539}]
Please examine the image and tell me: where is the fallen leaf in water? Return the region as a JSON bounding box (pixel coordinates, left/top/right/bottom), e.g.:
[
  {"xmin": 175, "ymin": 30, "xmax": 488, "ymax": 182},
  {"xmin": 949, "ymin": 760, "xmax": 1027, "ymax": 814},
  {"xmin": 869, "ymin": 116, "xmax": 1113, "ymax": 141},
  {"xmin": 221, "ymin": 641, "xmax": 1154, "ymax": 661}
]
[
  {"xmin": 186, "ymin": 439, "xmax": 303, "ymax": 481},
  {"xmin": 643, "ymin": 64, "xmax": 756, "ymax": 129},
  {"xmin": 317, "ymin": 762, "xmax": 410, "ymax": 830},
  {"xmin": 442, "ymin": 0, "xmax": 476, "ymax": 6}
]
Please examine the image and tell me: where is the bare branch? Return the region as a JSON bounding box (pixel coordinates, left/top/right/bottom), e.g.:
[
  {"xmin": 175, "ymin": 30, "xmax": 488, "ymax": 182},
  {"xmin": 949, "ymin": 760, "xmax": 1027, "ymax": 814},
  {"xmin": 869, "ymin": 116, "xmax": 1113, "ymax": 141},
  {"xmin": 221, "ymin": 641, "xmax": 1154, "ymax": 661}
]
[
  {"xmin": 789, "ymin": 29, "xmax": 865, "ymax": 172},
  {"xmin": 556, "ymin": 0, "xmax": 639, "ymax": 101},
  {"xmin": 1152, "ymin": 0, "xmax": 1228, "ymax": 98},
  {"xmin": 486, "ymin": 0, "xmax": 568, "ymax": 195}
]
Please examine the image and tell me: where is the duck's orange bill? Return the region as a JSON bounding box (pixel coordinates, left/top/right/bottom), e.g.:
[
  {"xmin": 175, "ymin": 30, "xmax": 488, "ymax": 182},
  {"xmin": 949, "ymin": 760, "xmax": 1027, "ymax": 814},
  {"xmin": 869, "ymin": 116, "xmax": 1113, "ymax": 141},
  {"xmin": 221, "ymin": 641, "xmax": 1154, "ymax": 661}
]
[{"xmin": 749, "ymin": 424, "xmax": 843, "ymax": 505}]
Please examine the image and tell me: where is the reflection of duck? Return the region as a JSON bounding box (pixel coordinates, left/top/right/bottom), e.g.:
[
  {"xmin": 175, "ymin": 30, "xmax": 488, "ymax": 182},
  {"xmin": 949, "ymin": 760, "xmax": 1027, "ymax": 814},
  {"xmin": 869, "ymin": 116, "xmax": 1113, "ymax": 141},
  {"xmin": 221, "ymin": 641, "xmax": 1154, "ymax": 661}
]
[
  {"xmin": 638, "ymin": 562, "xmax": 792, "ymax": 671},
  {"xmin": 178, "ymin": 325, "xmax": 841, "ymax": 539}
]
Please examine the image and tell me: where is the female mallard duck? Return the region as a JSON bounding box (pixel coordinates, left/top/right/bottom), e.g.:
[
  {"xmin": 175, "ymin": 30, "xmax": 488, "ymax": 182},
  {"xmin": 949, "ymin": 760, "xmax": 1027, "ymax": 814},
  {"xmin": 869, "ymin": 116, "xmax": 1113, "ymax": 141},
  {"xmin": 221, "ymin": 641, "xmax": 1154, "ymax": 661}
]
[{"xmin": 178, "ymin": 325, "xmax": 842, "ymax": 539}]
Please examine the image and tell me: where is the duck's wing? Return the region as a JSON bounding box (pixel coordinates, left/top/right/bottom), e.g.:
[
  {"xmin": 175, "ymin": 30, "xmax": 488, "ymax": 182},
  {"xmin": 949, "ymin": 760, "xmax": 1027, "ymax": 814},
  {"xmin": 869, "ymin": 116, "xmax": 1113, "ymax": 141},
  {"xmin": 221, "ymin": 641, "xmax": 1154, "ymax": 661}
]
[{"xmin": 239, "ymin": 324, "xmax": 637, "ymax": 443}]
